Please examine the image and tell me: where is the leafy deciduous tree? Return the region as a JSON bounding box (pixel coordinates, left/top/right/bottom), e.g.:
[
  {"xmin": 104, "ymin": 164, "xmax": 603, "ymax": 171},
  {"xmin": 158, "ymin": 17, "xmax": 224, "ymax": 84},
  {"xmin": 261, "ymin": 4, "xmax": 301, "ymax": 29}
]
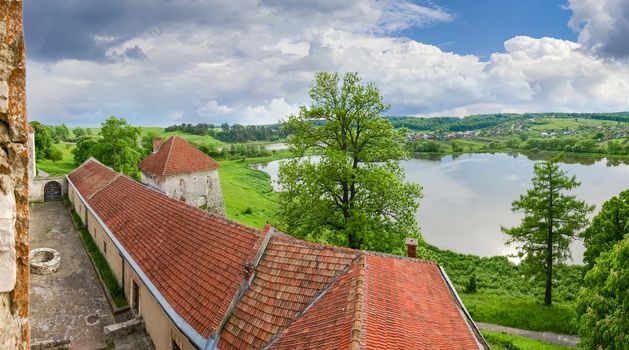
[
  {"xmin": 277, "ymin": 72, "xmax": 422, "ymax": 254},
  {"xmin": 576, "ymin": 237, "xmax": 629, "ymax": 349},
  {"xmin": 29, "ymin": 121, "xmax": 53, "ymax": 160},
  {"xmin": 582, "ymin": 189, "xmax": 629, "ymax": 270},
  {"xmin": 502, "ymin": 160, "xmax": 593, "ymax": 305}
]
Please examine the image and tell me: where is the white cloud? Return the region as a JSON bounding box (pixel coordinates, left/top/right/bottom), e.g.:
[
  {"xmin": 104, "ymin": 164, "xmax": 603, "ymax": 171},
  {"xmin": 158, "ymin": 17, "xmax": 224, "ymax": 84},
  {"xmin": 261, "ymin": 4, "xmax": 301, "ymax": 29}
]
[
  {"xmin": 197, "ymin": 100, "xmax": 234, "ymax": 117},
  {"xmin": 568, "ymin": 0, "xmax": 629, "ymax": 58},
  {"xmin": 25, "ymin": 0, "xmax": 629, "ymax": 126},
  {"xmin": 242, "ymin": 98, "xmax": 299, "ymax": 125}
]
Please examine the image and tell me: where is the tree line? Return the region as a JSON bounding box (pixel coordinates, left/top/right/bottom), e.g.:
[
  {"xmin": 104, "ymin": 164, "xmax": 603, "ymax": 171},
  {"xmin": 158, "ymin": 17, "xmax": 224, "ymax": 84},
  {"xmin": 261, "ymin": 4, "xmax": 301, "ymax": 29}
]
[{"xmin": 164, "ymin": 122, "xmax": 288, "ymax": 143}]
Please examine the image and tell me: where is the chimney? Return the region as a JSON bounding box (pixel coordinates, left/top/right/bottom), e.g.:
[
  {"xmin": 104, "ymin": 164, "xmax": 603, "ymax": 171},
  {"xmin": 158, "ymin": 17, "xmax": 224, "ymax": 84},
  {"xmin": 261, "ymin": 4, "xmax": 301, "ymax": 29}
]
[
  {"xmin": 152, "ymin": 138, "xmax": 163, "ymax": 152},
  {"xmin": 405, "ymin": 238, "xmax": 418, "ymax": 258}
]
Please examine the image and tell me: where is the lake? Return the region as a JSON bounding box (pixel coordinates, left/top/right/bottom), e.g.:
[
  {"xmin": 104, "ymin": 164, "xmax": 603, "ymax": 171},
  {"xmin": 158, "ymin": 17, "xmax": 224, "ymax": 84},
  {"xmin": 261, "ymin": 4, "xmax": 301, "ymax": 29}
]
[{"xmin": 252, "ymin": 153, "xmax": 629, "ymax": 264}]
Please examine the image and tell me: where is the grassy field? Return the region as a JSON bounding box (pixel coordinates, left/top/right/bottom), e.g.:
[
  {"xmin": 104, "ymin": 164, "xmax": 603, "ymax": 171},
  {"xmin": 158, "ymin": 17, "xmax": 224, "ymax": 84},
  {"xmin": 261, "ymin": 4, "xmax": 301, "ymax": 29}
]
[
  {"xmin": 219, "ymin": 151, "xmax": 291, "ymax": 228},
  {"xmin": 37, "ymin": 143, "xmax": 77, "ymax": 176},
  {"xmin": 482, "ymin": 331, "xmax": 575, "ymax": 350},
  {"xmin": 462, "ymin": 293, "xmax": 578, "ymax": 335},
  {"xmin": 530, "ymin": 117, "xmax": 616, "ymax": 131},
  {"xmin": 424, "ymin": 245, "xmax": 582, "ymax": 335},
  {"xmin": 139, "ymin": 127, "xmax": 226, "ymax": 148}
]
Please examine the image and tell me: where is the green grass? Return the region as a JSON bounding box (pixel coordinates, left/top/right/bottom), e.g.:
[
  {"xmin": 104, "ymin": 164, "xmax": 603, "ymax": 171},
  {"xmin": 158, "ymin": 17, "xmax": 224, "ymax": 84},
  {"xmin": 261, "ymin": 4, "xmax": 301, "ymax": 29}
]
[
  {"xmin": 423, "ymin": 245, "xmax": 583, "ymax": 335},
  {"xmin": 139, "ymin": 127, "xmax": 226, "ymax": 148},
  {"xmin": 530, "ymin": 117, "xmax": 611, "ymax": 131},
  {"xmin": 482, "ymin": 331, "xmax": 575, "ymax": 350},
  {"xmin": 69, "ymin": 206, "xmax": 127, "ymax": 307},
  {"xmin": 462, "ymin": 293, "xmax": 578, "ymax": 335},
  {"xmin": 219, "ymin": 151, "xmax": 290, "ymax": 228},
  {"xmin": 37, "ymin": 143, "xmax": 77, "ymax": 176}
]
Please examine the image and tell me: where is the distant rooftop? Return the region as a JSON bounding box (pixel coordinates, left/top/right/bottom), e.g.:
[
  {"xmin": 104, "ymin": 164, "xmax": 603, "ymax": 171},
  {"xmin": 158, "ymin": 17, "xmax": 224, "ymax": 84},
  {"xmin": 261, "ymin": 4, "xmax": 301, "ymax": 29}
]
[{"xmin": 138, "ymin": 135, "xmax": 220, "ymax": 177}]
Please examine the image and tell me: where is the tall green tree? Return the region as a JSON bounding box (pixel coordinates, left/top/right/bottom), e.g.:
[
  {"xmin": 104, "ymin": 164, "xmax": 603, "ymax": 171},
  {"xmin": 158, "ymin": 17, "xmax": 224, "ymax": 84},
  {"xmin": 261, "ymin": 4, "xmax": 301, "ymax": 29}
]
[
  {"xmin": 29, "ymin": 121, "xmax": 54, "ymax": 160},
  {"xmin": 72, "ymin": 136, "xmax": 98, "ymax": 165},
  {"xmin": 576, "ymin": 237, "xmax": 629, "ymax": 349},
  {"xmin": 277, "ymin": 72, "xmax": 422, "ymax": 254},
  {"xmin": 582, "ymin": 189, "xmax": 629, "ymax": 270},
  {"xmin": 502, "ymin": 160, "xmax": 593, "ymax": 305},
  {"xmin": 90, "ymin": 117, "xmax": 142, "ymax": 177},
  {"xmin": 54, "ymin": 124, "xmax": 70, "ymax": 142},
  {"xmin": 73, "ymin": 127, "xmax": 86, "ymax": 139}
]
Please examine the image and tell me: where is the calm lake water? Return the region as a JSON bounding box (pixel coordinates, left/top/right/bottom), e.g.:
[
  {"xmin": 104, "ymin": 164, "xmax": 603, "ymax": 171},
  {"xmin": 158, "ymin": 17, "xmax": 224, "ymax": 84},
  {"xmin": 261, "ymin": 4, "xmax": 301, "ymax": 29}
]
[{"xmin": 253, "ymin": 153, "xmax": 629, "ymax": 264}]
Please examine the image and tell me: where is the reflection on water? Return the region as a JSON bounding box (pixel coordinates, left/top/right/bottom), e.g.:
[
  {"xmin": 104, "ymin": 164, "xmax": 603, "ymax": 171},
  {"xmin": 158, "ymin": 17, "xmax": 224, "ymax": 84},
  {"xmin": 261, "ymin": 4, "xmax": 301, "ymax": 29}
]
[{"xmin": 253, "ymin": 153, "xmax": 629, "ymax": 264}]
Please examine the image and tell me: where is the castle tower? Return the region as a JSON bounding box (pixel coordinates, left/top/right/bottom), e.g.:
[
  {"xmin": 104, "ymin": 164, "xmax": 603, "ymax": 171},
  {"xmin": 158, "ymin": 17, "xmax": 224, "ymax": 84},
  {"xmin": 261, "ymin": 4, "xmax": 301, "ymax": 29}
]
[{"xmin": 139, "ymin": 136, "xmax": 226, "ymax": 216}]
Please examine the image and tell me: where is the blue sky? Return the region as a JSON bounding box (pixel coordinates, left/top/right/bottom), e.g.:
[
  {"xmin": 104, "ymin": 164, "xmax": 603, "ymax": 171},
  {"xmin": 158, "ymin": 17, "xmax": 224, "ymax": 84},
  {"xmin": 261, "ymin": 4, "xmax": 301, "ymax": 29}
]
[
  {"xmin": 24, "ymin": 0, "xmax": 629, "ymax": 126},
  {"xmin": 404, "ymin": 0, "xmax": 576, "ymax": 58}
]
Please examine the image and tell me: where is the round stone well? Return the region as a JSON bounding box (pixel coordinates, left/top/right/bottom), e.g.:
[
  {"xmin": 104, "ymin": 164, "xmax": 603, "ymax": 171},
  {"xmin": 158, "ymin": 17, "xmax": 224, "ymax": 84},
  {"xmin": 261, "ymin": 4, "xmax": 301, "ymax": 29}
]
[{"xmin": 30, "ymin": 247, "xmax": 61, "ymax": 275}]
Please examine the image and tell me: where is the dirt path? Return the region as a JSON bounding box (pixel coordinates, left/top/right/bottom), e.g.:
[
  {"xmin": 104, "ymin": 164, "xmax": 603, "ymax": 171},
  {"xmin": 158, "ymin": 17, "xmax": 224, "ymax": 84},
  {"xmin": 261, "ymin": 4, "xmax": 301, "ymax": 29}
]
[{"xmin": 477, "ymin": 322, "xmax": 579, "ymax": 347}]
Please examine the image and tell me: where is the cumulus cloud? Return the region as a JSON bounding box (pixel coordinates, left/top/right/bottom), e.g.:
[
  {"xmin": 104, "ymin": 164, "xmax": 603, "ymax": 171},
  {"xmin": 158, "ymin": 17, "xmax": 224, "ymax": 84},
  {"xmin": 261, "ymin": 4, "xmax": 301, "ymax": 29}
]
[
  {"xmin": 23, "ymin": 0, "xmax": 629, "ymax": 126},
  {"xmin": 568, "ymin": 0, "xmax": 629, "ymax": 58}
]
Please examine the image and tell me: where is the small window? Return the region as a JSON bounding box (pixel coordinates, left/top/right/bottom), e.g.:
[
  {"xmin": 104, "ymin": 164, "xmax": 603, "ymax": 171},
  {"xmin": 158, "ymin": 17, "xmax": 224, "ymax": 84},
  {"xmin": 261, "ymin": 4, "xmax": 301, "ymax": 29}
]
[
  {"xmin": 103, "ymin": 241, "xmax": 107, "ymax": 253},
  {"xmin": 172, "ymin": 339, "xmax": 182, "ymax": 350}
]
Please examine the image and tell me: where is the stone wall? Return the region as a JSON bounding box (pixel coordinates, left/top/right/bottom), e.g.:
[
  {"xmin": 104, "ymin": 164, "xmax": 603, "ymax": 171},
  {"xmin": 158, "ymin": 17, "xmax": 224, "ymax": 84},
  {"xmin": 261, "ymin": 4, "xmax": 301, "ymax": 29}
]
[
  {"xmin": 141, "ymin": 169, "xmax": 226, "ymax": 217},
  {"xmin": 0, "ymin": 1, "xmax": 30, "ymax": 349},
  {"xmin": 29, "ymin": 176, "xmax": 68, "ymax": 202}
]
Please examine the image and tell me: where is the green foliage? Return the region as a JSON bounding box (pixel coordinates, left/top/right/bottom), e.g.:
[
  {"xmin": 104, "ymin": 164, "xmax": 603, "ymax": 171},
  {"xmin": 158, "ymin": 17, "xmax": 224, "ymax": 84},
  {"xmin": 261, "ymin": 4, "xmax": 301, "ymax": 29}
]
[
  {"xmin": 69, "ymin": 207, "xmax": 127, "ymax": 307},
  {"xmin": 218, "ymin": 152, "xmax": 288, "ymax": 228},
  {"xmin": 465, "ymin": 274, "xmax": 477, "ymax": 293},
  {"xmin": 72, "ymin": 136, "xmax": 98, "ymax": 165},
  {"xmin": 582, "ymin": 189, "xmax": 629, "ymax": 269},
  {"xmin": 77, "ymin": 117, "xmax": 143, "ymax": 177},
  {"xmin": 481, "ymin": 331, "xmax": 575, "ymax": 350},
  {"xmin": 464, "ymin": 293, "xmax": 578, "ymax": 335},
  {"xmin": 48, "ymin": 147, "xmax": 62, "ymax": 162},
  {"xmin": 53, "ymin": 124, "xmax": 71, "ymax": 142},
  {"xmin": 277, "ymin": 72, "xmax": 422, "ymax": 253},
  {"xmin": 73, "ymin": 127, "xmax": 86, "ymax": 138},
  {"xmin": 502, "ymin": 160, "xmax": 593, "ymax": 305},
  {"xmin": 30, "ymin": 121, "xmax": 54, "ymax": 160},
  {"xmin": 451, "ymin": 141, "xmax": 464, "ymax": 153},
  {"xmin": 409, "ymin": 140, "xmax": 442, "ymax": 153},
  {"xmin": 36, "ymin": 143, "xmax": 76, "ymax": 175},
  {"xmin": 576, "ymin": 238, "xmax": 629, "ymax": 349}
]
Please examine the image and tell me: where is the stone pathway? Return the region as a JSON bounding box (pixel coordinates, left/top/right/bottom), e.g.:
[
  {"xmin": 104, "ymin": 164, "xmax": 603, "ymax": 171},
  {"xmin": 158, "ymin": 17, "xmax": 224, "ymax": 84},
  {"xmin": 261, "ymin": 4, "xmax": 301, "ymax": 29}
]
[
  {"xmin": 477, "ymin": 322, "xmax": 579, "ymax": 347},
  {"xmin": 110, "ymin": 330, "xmax": 155, "ymax": 350},
  {"xmin": 30, "ymin": 201, "xmax": 114, "ymax": 349}
]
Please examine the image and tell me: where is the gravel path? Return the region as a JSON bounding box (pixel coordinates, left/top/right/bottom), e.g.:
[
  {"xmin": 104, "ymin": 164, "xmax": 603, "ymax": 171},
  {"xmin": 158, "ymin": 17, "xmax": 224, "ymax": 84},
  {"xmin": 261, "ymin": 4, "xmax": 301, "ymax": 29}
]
[{"xmin": 477, "ymin": 322, "xmax": 579, "ymax": 347}]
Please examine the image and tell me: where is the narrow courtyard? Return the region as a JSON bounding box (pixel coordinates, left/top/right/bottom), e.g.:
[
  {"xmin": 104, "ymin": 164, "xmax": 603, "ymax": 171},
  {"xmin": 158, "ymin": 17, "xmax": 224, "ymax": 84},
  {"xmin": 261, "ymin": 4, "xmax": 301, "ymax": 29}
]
[{"xmin": 30, "ymin": 201, "xmax": 114, "ymax": 349}]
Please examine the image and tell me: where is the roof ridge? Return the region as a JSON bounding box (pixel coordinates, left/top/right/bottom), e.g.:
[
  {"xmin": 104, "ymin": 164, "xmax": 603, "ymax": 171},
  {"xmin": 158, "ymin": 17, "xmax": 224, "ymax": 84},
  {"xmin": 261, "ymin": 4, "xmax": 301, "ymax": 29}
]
[
  {"xmin": 162, "ymin": 135, "xmax": 176, "ymax": 176},
  {"xmin": 261, "ymin": 252, "xmax": 363, "ymax": 350},
  {"xmin": 349, "ymin": 254, "xmax": 367, "ymax": 350},
  {"xmin": 87, "ymin": 173, "xmax": 123, "ymax": 200}
]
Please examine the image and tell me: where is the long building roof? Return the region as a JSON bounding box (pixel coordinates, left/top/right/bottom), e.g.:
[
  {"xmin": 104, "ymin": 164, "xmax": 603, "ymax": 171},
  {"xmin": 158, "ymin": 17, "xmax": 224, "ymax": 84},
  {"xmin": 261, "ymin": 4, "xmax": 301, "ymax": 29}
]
[{"xmin": 68, "ymin": 158, "xmax": 488, "ymax": 350}]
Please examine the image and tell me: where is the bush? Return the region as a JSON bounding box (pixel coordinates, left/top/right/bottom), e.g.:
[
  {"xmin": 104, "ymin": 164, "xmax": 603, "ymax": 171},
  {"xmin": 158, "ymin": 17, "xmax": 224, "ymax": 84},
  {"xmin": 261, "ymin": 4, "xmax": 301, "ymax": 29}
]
[
  {"xmin": 243, "ymin": 207, "xmax": 253, "ymax": 215},
  {"xmin": 465, "ymin": 274, "xmax": 477, "ymax": 293}
]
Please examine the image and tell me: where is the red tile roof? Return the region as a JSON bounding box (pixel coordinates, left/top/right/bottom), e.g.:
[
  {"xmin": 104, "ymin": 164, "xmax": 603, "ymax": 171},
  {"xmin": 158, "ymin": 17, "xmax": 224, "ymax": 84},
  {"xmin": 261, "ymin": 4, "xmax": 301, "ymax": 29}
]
[
  {"xmin": 67, "ymin": 159, "xmax": 119, "ymax": 198},
  {"xmin": 267, "ymin": 255, "xmax": 366, "ymax": 350},
  {"xmin": 69, "ymin": 159, "xmax": 263, "ymax": 338},
  {"xmin": 138, "ymin": 135, "xmax": 220, "ymax": 177},
  {"xmin": 68, "ymin": 160, "xmax": 487, "ymax": 350},
  {"xmin": 363, "ymin": 255, "xmax": 482, "ymax": 349},
  {"xmin": 218, "ymin": 236, "xmax": 359, "ymax": 350}
]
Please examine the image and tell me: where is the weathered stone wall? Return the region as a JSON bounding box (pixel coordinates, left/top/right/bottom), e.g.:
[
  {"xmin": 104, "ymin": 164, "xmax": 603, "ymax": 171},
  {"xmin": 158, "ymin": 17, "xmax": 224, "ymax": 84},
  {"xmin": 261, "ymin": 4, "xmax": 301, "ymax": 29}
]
[
  {"xmin": 29, "ymin": 177, "xmax": 68, "ymax": 202},
  {"xmin": 0, "ymin": 1, "xmax": 30, "ymax": 348},
  {"xmin": 141, "ymin": 169, "xmax": 226, "ymax": 217}
]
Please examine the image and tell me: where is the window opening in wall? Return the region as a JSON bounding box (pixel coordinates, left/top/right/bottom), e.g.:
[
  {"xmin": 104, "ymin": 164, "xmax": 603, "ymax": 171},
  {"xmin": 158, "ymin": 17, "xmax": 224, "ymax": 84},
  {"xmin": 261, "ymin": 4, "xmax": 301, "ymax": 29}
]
[
  {"xmin": 103, "ymin": 241, "xmax": 107, "ymax": 253},
  {"xmin": 172, "ymin": 339, "xmax": 182, "ymax": 350},
  {"xmin": 132, "ymin": 280, "xmax": 140, "ymax": 314}
]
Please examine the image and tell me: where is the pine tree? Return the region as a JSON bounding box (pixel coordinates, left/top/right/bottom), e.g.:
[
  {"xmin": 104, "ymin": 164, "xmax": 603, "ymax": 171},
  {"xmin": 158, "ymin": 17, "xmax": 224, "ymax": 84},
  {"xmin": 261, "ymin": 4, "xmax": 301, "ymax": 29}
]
[{"xmin": 502, "ymin": 160, "xmax": 593, "ymax": 305}]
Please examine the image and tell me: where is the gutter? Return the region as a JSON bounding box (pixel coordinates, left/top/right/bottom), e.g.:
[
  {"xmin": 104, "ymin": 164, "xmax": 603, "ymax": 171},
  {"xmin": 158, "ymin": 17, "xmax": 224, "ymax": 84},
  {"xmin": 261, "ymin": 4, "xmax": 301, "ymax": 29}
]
[
  {"xmin": 438, "ymin": 266, "xmax": 490, "ymax": 350},
  {"xmin": 67, "ymin": 175, "xmax": 209, "ymax": 349}
]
